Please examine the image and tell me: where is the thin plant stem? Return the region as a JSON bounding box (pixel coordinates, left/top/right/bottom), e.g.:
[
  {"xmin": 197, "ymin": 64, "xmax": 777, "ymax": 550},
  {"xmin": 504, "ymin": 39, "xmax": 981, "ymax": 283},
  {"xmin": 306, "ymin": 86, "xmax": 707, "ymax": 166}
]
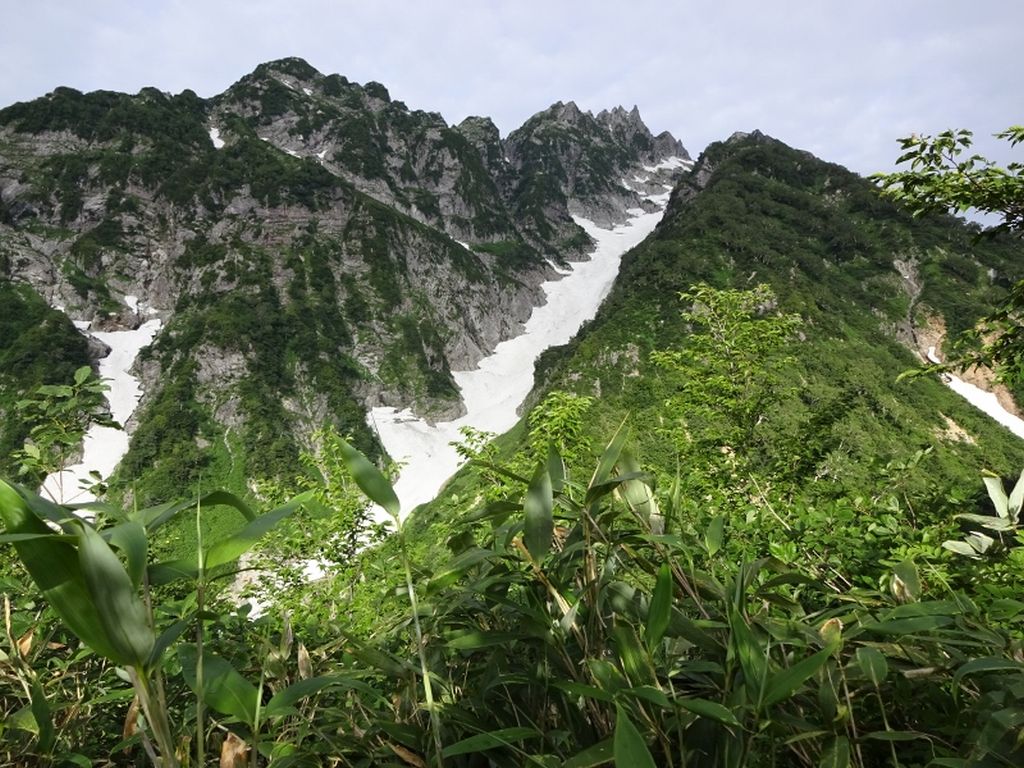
[
  {"xmin": 195, "ymin": 491, "xmax": 206, "ymax": 768},
  {"xmin": 397, "ymin": 520, "xmax": 444, "ymax": 767}
]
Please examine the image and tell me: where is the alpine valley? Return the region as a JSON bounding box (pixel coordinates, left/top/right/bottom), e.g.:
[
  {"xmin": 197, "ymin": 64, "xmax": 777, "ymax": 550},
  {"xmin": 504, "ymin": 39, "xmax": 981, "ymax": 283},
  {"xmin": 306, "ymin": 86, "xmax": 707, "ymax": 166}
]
[{"xmin": 2, "ymin": 57, "xmax": 1024, "ymax": 766}]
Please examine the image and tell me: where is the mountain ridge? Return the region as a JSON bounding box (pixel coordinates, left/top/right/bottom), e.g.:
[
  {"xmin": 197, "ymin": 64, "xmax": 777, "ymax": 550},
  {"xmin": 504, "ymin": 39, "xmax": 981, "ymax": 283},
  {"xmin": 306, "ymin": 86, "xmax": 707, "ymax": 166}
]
[{"xmin": 0, "ymin": 57, "xmax": 689, "ymax": 502}]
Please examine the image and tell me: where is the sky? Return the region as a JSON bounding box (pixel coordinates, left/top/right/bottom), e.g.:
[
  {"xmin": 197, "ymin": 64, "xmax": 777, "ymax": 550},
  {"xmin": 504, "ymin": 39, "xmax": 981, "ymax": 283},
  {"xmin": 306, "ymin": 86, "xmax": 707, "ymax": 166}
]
[{"xmin": 1, "ymin": 0, "xmax": 1020, "ymax": 179}]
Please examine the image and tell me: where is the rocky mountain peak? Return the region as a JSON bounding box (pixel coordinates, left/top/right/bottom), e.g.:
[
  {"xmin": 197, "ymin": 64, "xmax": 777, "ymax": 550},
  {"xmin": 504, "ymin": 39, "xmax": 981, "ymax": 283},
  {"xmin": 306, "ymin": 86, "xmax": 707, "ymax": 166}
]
[
  {"xmin": 544, "ymin": 100, "xmax": 590, "ymax": 125},
  {"xmin": 251, "ymin": 57, "xmax": 323, "ymax": 84},
  {"xmin": 595, "ymin": 105, "xmax": 690, "ymax": 162},
  {"xmin": 456, "ymin": 116, "xmax": 502, "ymax": 156}
]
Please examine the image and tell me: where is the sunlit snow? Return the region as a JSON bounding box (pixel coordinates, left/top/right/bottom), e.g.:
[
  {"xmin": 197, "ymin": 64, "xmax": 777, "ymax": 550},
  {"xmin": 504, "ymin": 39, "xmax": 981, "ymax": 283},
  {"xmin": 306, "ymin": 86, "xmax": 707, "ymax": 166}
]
[
  {"xmin": 927, "ymin": 347, "xmax": 1024, "ymax": 439},
  {"xmin": 642, "ymin": 155, "xmax": 691, "ymax": 172},
  {"xmin": 370, "ymin": 203, "xmax": 667, "ymax": 520},
  {"xmin": 41, "ymin": 318, "xmax": 162, "ymax": 504}
]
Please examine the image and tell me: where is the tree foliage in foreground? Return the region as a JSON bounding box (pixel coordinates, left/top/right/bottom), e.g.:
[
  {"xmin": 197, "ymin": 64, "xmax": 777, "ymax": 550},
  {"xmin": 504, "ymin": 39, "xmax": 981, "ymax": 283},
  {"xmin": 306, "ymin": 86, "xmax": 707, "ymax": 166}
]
[
  {"xmin": 875, "ymin": 126, "xmax": 1024, "ymax": 385},
  {"xmin": 2, "ymin": 284, "xmax": 1024, "ymax": 766}
]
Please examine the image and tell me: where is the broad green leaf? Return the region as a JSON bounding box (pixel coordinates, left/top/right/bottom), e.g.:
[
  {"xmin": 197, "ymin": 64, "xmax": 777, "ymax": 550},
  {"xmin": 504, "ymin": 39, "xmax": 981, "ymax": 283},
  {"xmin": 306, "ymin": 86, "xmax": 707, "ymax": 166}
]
[
  {"xmin": 204, "ymin": 492, "xmax": 310, "ymax": 569},
  {"xmin": 891, "ymin": 560, "xmax": 921, "ymax": 602},
  {"xmin": 762, "ymin": 647, "xmax": 832, "ymax": 707},
  {"xmin": 819, "ymin": 736, "xmax": 850, "ymax": 768},
  {"xmin": 1008, "ymin": 468, "xmax": 1024, "ymax": 521},
  {"xmin": 622, "ymin": 685, "xmax": 671, "ymax": 709},
  {"xmin": 148, "ymin": 619, "xmax": 188, "ymax": 667},
  {"xmin": 77, "ymin": 524, "xmax": 154, "ymax": 666},
  {"xmin": 613, "ymin": 704, "xmax": 656, "ymax": 768},
  {"xmin": 179, "ymin": 644, "xmax": 259, "ymax": 725},
  {"xmin": 856, "ymin": 647, "xmax": 889, "ymax": 686},
  {"xmin": 447, "ymin": 630, "xmax": 522, "ymax": 650},
  {"xmin": 864, "ymin": 731, "xmax": 927, "ymax": 741},
  {"xmin": 728, "ymin": 608, "xmax": 767, "ymax": 690},
  {"xmin": 0, "ymin": 532, "xmax": 76, "ymax": 542},
  {"xmin": 428, "ymin": 547, "xmax": 494, "ymax": 592},
  {"xmin": 590, "ymin": 418, "xmax": 629, "ymax": 489},
  {"xmin": 30, "ymin": 678, "xmax": 54, "ymax": 753},
  {"xmin": 954, "ymin": 513, "xmax": 1015, "ymax": 531},
  {"xmin": 523, "ymin": 463, "xmax": 553, "ymax": 560},
  {"xmin": 705, "ymin": 515, "xmax": 725, "ymax": 556},
  {"xmin": 105, "ymin": 520, "xmax": 148, "ymax": 588},
  {"xmin": 677, "ymin": 697, "xmax": 741, "ymax": 727},
  {"xmin": 338, "ymin": 439, "xmax": 400, "ymax": 521},
  {"xmin": 547, "ymin": 445, "xmax": 565, "ymax": 494},
  {"xmin": 17, "ymin": 482, "xmax": 79, "ymax": 530},
  {"xmin": 612, "ymin": 624, "xmax": 654, "ymax": 686},
  {"xmin": 139, "ymin": 490, "xmax": 256, "ymax": 532},
  {"xmin": 942, "ymin": 540, "xmax": 981, "ymax": 558},
  {"xmin": 441, "ymin": 727, "xmax": 538, "ymax": 757},
  {"xmin": 952, "ymin": 656, "xmax": 1024, "ymax": 687},
  {"xmin": 73, "ymin": 365, "xmax": 92, "ymax": 385},
  {"xmin": 862, "ymin": 616, "xmax": 953, "ymax": 634},
  {"xmin": 463, "ymin": 500, "xmax": 520, "ymax": 524},
  {"xmin": 589, "ymin": 659, "xmax": 629, "ymax": 695},
  {"xmin": 983, "ymin": 475, "xmax": 1009, "ymax": 519},
  {"xmin": 616, "ymin": 451, "xmax": 658, "ymax": 520},
  {"xmin": 147, "ymin": 558, "xmax": 198, "ymax": 586},
  {"xmin": 0, "ymin": 481, "xmax": 121, "ymax": 661},
  {"xmin": 646, "ymin": 563, "xmax": 672, "ymax": 647},
  {"xmin": 552, "ymin": 680, "xmax": 615, "ymax": 703},
  {"xmin": 564, "ymin": 738, "xmax": 613, "ymax": 768},
  {"xmin": 264, "ymin": 676, "xmax": 338, "ymax": 718},
  {"xmin": 584, "ymin": 472, "xmax": 650, "ymax": 506}
]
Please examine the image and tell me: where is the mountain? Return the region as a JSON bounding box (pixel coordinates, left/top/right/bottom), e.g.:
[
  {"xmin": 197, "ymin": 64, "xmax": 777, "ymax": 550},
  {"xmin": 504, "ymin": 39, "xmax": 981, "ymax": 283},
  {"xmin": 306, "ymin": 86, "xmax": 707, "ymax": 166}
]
[
  {"xmin": 520, "ymin": 129, "xmax": 1024, "ymax": 502},
  {"xmin": 0, "ymin": 57, "xmax": 689, "ymax": 502}
]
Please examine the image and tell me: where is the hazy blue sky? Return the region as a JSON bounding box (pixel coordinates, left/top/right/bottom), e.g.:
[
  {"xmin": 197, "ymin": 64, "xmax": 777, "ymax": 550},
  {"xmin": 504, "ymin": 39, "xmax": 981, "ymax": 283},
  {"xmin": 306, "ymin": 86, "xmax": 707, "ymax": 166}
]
[{"xmin": 2, "ymin": 0, "xmax": 1020, "ymax": 177}]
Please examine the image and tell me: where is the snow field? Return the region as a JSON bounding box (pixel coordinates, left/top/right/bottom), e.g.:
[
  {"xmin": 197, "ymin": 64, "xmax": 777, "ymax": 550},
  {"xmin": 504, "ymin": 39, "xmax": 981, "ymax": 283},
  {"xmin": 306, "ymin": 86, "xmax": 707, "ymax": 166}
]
[
  {"xmin": 42, "ymin": 316, "xmax": 162, "ymax": 504},
  {"xmin": 927, "ymin": 347, "xmax": 1024, "ymax": 439},
  {"xmin": 370, "ymin": 204, "xmax": 667, "ymax": 520}
]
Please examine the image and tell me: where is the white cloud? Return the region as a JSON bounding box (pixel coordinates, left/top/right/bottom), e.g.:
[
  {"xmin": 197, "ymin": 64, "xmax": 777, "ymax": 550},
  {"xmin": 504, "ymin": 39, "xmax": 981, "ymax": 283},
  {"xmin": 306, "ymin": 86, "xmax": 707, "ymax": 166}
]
[{"xmin": 0, "ymin": 0, "xmax": 1020, "ymax": 177}]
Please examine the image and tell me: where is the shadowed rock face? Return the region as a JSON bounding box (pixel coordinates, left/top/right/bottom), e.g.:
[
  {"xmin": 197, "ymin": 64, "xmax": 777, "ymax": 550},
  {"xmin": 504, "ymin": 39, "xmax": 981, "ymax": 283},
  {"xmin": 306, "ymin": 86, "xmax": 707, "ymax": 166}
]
[{"xmin": 0, "ymin": 57, "xmax": 691, "ymax": 496}]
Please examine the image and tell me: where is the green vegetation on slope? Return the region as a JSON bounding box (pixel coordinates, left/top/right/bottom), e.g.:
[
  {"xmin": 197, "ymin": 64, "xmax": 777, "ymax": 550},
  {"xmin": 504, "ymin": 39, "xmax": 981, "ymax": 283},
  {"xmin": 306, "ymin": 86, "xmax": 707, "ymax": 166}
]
[
  {"xmin": 0, "ymin": 280, "xmax": 91, "ymax": 478},
  {"xmin": 528, "ymin": 131, "xmax": 1024, "ymax": 503}
]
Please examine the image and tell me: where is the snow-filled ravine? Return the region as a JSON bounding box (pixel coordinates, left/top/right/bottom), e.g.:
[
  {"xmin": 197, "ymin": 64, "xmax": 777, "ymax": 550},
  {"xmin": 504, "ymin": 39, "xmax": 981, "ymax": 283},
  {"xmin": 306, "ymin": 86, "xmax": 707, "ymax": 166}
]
[
  {"xmin": 42, "ymin": 299, "xmax": 161, "ymax": 504},
  {"xmin": 926, "ymin": 347, "xmax": 1024, "ymax": 440},
  {"xmin": 370, "ymin": 198, "xmax": 670, "ymax": 520}
]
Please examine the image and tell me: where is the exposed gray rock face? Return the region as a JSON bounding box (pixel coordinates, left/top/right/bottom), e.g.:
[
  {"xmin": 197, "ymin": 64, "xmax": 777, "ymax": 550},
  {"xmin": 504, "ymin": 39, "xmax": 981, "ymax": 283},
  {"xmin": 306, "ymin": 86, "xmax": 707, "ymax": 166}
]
[
  {"xmin": 503, "ymin": 100, "xmax": 691, "ymax": 236},
  {"xmin": 0, "ymin": 57, "xmax": 692, "ymax": 488}
]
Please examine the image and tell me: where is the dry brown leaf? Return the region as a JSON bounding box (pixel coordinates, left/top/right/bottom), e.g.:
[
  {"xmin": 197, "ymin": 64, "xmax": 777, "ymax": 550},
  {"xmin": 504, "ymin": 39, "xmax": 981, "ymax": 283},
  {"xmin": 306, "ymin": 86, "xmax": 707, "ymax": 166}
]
[
  {"xmin": 220, "ymin": 732, "xmax": 249, "ymax": 768},
  {"xmin": 122, "ymin": 695, "xmax": 140, "ymax": 748},
  {"xmin": 17, "ymin": 629, "xmax": 33, "ymax": 658},
  {"xmin": 387, "ymin": 742, "xmax": 426, "ymax": 767},
  {"xmin": 297, "ymin": 642, "xmax": 313, "ymax": 680}
]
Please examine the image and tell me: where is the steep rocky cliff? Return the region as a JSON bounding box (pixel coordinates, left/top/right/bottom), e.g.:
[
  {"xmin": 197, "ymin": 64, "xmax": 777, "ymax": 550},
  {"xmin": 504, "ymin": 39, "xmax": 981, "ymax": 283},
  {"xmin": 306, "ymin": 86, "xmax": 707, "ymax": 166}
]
[{"xmin": 0, "ymin": 57, "xmax": 689, "ymax": 501}]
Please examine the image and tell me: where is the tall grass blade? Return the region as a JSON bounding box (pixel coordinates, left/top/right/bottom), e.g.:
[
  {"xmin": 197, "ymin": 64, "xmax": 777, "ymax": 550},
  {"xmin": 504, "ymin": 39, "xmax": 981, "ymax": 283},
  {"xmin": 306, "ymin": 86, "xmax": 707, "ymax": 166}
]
[
  {"xmin": 646, "ymin": 563, "xmax": 672, "ymax": 648},
  {"xmin": 77, "ymin": 524, "xmax": 154, "ymax": 666},
  {"xmin": 338, "ymin": 439, "xmax": 400, "ymax": 521},
  {"xmin": 613, "ymin": 704, "xmax": 656, "ymax": 768},
  {"xmin": 0, "ymin": 481, "xmax": 121, "ymax": 661},
  {"xmin": 523, "ymin": 463, "xmax": 553, "ymax": 560}
]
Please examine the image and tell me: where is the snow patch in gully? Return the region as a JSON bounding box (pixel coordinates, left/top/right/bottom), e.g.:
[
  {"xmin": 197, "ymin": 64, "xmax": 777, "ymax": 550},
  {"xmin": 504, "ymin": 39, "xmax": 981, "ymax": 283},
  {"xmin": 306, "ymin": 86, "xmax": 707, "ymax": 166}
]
[
  {"xmin": 370, "ymin": 204, "xmax": 666, "ymax": 520},
  {"xmin": 42, "ymin": 301, "xmax": 161, "ymax": 504},
  {"xmin": 927, "ymin": 347, "xmax": 1024, "ymax": 440}
]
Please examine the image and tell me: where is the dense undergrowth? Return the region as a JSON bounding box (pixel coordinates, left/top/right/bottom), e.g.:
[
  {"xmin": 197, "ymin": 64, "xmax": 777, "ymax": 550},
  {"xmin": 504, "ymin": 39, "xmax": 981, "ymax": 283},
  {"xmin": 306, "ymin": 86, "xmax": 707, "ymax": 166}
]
[
  {"xmin": 3, "ymin": 123, "xmax": 1024, "ymax": 765},
  {"xmin": 3, "ymin": 284, "xmax": 1024, "ymax": 765}
]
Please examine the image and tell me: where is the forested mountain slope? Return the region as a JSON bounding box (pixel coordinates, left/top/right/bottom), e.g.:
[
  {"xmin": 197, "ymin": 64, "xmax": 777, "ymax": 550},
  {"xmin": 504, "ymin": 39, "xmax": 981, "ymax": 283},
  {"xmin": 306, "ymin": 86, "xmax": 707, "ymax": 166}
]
[{"xmin": 517, "ymin": 130, "xmax": 1024, "ymax": 502}]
